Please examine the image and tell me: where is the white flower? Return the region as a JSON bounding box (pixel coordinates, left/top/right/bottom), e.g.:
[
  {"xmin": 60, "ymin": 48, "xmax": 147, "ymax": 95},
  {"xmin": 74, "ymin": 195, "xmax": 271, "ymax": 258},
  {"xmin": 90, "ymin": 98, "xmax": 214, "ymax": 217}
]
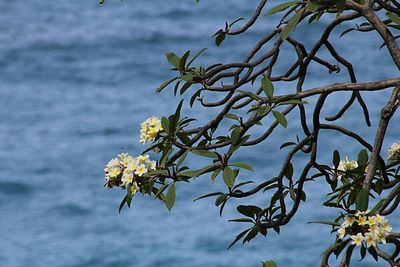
[
  {"xmin": 108, "ymin": 167, "xmax": 122, "ymax": 178},
  {"xmin": 380, "ymin": 219, "xmax": 392, "ymax": 232},
  {"xmin": 342, "ymin": 216, "xmax": 355, "ymax": 227},
  {"xmin": 336, "ymin": 157, "xmax": 358, "ymax": 179},
  {"xmin": 364, "ymin": 232, "xmax": 378, "ymax": 247},
  {"xmin": 337, "ymin": 226, "xmax": 346, "ymax": 239},
  {"xmin": 387, "ymin": 143, "xmax": 400, "ymax": 161},
  {"xmin": 131, "ymin": 182, "xmax": 139, "ymax": 195},
  {"xmin": 121, "ymin": 172, "xmax": 134, "ymax": 186},
  {"xmin": 139, "ymin": 116, "xmax": 163, "ymax": 144},
  {"xmin": 134, "ymin": 164, "xmax": 148, "ymax": 177},
  {"xmin": 351, "ymin": 233, "xmax": 364, "ymax": 246}
]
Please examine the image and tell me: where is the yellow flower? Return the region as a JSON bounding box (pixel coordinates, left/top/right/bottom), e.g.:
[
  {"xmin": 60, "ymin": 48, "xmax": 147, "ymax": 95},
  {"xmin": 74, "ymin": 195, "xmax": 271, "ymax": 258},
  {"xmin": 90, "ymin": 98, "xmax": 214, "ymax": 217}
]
[
  {"xmin": 134, "ymin": 164, "xmax": 148, "ymax": 177},
  {"xmin": 121, "ymin": 172, "xmax": 134, "ymax": 186},
  {"xmin": 118, "ymin": 153, "xmax": 133, "ymax": 167},
  {"xmin": 336, "ymin": 157, "xmax": 358, "ymax": 179},
  {"xmin": 367, "ymin": 216, "xmax": 377, "ymax": 226},
  {"xmin": 342, "ymin": 216, "xmax": 355, "ymax": 227},
  {"xmin": 381, "ymin": 219, "xmax": 392, "ymax": 232},
  {"xmin": 364, "ymin": 233, "xmax": 378, "ymax": 247},
  {"xmin": 337, "ymin": 227, "xmax": 346, "ymax": 239},
  {"xmin": 377, "ymin": 231, "xmax": 388, "ymax": 244},
  {"xmin": 131, "ymin": 182, "xmax": 139, "ymax": 195},
  {"xmin": 387, "ymin": 142, "xmax": 400, "ymax": 161},
  {"xmin": 369, "ymin": 224, "xmax": 380, "ymax": 235},
  {"xmin": 351, "ymin": 233, "xmax": 364, "ymax": 246},
  {"xmin": 126, "ymin": 161, "xmax": 138, "ymax": 172},
  {"xmin": 106, "ymin": 158, "xmax": 120, "ymax": 169},
  {"xmin": 138, "ymin": 154, "xmax": 150, "ymax": 164},
  {"xmin": 375, "ymin": 214, "xmax": 385, "ymax": 223},
  {"xmin": 357, "ymin": 216, "xmax": 367, "ymax": 226},
  {"xmin": 108, "ymin": 167, "xmax": 122, "ymax": 178},
  {"xmin": 139, "ymin": 116, "xmax": 163, "ymax": 144}
]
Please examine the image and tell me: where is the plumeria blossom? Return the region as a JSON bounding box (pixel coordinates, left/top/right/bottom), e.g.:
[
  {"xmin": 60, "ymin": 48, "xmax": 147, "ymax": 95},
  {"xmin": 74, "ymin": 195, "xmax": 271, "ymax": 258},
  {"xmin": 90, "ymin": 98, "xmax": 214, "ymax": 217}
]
[
  {"xmin": 351, "ymin": 233, "xmax": 364, "ymax": 246},
  {"xmin": 337, "ymin": 212, "xmax": 393, "ymax": 247},
  {"xmin": 387, "ymin": 142, "xmax": 400, "ymax": 162},
  {"xmin": 104, "ymin": 153, "xmax": 157, "ymax": 191},
  {"xmin": 140, "ymin": 116, "xmax": 163, "ymax": 144},
  {"xmin": 335, "ymin": 156, "xmax": 358, "ymax": 179}
]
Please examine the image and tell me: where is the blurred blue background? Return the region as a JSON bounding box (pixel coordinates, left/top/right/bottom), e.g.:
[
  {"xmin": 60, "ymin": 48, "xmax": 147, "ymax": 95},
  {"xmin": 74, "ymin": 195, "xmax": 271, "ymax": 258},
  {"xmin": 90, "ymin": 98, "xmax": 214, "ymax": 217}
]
[{"xmin": 0, "ymin": 1, "xmax": 399, "ymax": 266}]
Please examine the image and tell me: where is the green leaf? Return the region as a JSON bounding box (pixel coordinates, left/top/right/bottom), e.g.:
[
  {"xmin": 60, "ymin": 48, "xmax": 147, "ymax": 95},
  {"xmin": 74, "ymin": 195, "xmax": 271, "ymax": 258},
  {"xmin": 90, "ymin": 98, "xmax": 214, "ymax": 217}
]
[
  {"xmin": 118, "ymin": 195, "xmax": 127, "ymax": 213},
  {"xmin": 215, "ymin": 32, "xmax": 226, "ymax": 47},
  {"xmin": 187, "ymin": 48, "xmax": 207, "ymax": 67},
  {"xmin": 161, "ymin": 116, "xmax": 170, "ymax": 135},
  {"xmin": 190, "ymin": 150, "xmax": 218, "ymax": 159},
  {"xmin": 262, "ymin": 260, "xmax": 277, "ymax": 267},
  {"xmin": 180, "ymin": 81, "xmax": 192, "ymax": 95},
  {"xmin": 370, "ymin": 198, "xmax": 386, "ymax": 215},
  {"xmin": 306, "ymin": 1, "xmax": 319, "ymax": 12},
  {"xmin": 193, "ymin": 192, "xmax": 223, "ymax": 202},
  {"xmin": 166, "ymin": 52, "xmax": 181, "ymax": 68},
  {"xmin": 357, "ymin": 149, "xmax": 368, "ymax": 166},
  {"xmin": 307, "ymin": 220, "xmax": 341, "ymax": 227},
  {"xmin": 356, "ymin": 188, "xmax": 369, "ymax": 211},
  {"xmin": 281, "ymin": 8, "xmax": 304, "ymax": 41},
  {"xmin": 272, "ymin": 111, "xmax": 288, "ymax": 128},
  {"xmin": 211, "ymin": 169, "xmax": 221, "ymax": 182},
  {"xmin": 231, "ymin": 162, "xmax": 254, "ymax": 171},
  {"xmin": 165, "ymin": 184, "xmax": 176, "ymax": 211},
  {"xmin": 333, "ymin": 150, "xmax": 340, "ymax": 168},
  {"xmin": 336, "ymin": 0, "xmax": 346, "ymax": 12},
  {"xmin": 229, "ymin": 218, "xmax": 254, "ymax": 223},
  {"xmin": 224, "ymin": 114, "xmax": 239, "ymax": 120},
  {"xmin": 156, "ymin": 77, "xmax": 179, "ymax": 93},
  {"xmin": 387, "ymin": 12, "xmax": 400, "ymax": 25},
  {"xmin": 223, "ymin": 167, "xmax": 236, "ymax": 188},
  {"xmin": 264, "ymin": 1, "xmax": 299, "ymax": 16},
  {"xmin": 215, "ymin": 194, "xmax": 227, "ymax": 206},
  {"xmin": 154, "ymin": 184, "xmax": 169, "ymax": 200},
  {"xmin": 228, "ymin": 228, "xmax": 251, "ymax": 249},
  {"xmin": 261, "ymin": 77, "xmax": 274, "ymax": 98},
  {"xmin": 237, "ymin": 205, "xmax": 262, "ymax": 217},
  {"xmin": 179, "ymin": 50, "xmax": 191, "ymax": 70},
  {"xmin": 231, "ymin": 127, "xmax": 242, "ymax": 146}
]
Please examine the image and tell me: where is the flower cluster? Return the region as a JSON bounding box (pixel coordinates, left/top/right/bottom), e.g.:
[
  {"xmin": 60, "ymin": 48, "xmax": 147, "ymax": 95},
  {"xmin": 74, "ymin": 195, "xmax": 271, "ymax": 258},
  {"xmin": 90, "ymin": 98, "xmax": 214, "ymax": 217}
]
[
  {"xmin": 104, "ymin": 153, "xmax": 157, "ymax": 192},
  {"xmin": 388, "ymin": 142, "xmax": 400, "ymax": 162},
  {"xmin": 140, "ymin": 116, "xmax": 163, "ymax": 144},
  {"xmin": 337, "ymin": 211, "xmax": 392, "ymax": 247},
  {"xmin": 335, "ymin": 156, "xmax": 358, "ymax": 179}
]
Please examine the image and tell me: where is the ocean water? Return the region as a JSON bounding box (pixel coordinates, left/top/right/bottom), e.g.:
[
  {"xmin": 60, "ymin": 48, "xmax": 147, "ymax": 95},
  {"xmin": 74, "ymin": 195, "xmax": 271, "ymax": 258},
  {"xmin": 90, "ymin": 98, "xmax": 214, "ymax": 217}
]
[{"xmin": 0, "ymin": 1, "xmax": 399, "ymax": 267}]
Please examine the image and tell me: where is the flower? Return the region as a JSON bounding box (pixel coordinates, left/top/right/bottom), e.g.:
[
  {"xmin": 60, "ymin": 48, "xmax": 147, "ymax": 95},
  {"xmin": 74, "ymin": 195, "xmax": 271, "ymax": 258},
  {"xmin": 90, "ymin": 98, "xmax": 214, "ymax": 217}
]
[
  {"xmin": 367, "ymin": 216, "xmax": 377, "ymax": 226},
  {"xmin": 131, "ymin": 181, "xmax": 139, "ymax": 195},
  {"xmin": 336, "ymin": 157, "xmax": 358, "ymax": 179},
  {"xmin": 364, "ymin": 232, "xmax": 378, "ymax": 247},
  {"xmin": 387, "ymin": 142, "xmax": 400, "ymax": 161},
  {"xmin": 118, "ymin": 153, "xmax": 134, "ymax": 167},
  {"xmin": 357, "ymin": 216, "xmax": 367, "ymax": 226},
  {"xmin": 380, "ymin": 219, "xmax": 392, "ymax": 232},
  {"xmin": 337, "ymin": 226, "xmax": 346, "ymax": 239},
  {"xmin": 342, "ymin": 216, "xmax": 355, "ymax": 227},
  {"xmin": 104, "ymin": 153, "xmax": 157, "ymax": 190},
  {"xmin": 377, "ymin": 231, "xmax": 388, "ymax": 244},
  {"xmin": 140, "ymin": 116, "xmax": 163, "ymax": 144},
  {"xmin": 339, "ymin": 212, "xmax": 392, "ymax": 247},
  {"xmin": 121, "ymin": 172, "xmax": 134, "ymax": 186},
  {"xmin": 108, "ymin": 167, "xmax": 122, "ymax": 178},
  {"xmin": 351, "ymin": 233, "xmax": 364, "ymax": 246},
  {"xmin": 134, "ymin": 164, "xmax": 148, "ymax": 177},
  {"xmin": 369, "ymin": 224, "xmax": 380, "ymax": 235}
]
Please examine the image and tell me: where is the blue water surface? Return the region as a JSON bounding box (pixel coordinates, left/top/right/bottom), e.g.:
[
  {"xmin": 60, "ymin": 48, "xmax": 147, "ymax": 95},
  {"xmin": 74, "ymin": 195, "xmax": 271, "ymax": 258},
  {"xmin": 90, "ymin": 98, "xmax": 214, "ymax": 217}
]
[{"xmin": 0, "ymin": 1, "xmax": 399, "ymax": 267}]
